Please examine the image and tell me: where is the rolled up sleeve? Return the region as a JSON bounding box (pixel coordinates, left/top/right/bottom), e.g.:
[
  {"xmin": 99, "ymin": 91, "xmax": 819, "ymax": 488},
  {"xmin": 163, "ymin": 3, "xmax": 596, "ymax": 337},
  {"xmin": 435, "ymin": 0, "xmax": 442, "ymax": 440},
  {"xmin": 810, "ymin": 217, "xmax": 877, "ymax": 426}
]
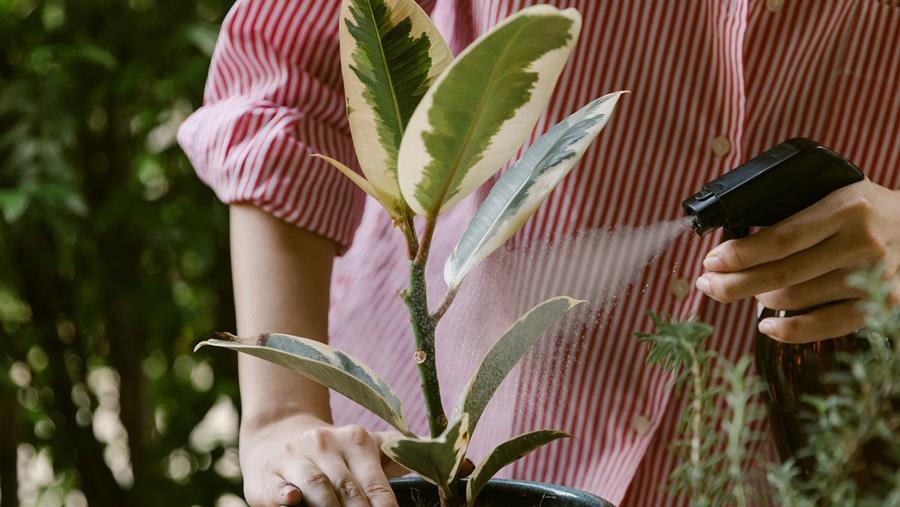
[{"xmin": 178, "ymin": 0, "xmax": 364, "ymax": 254}]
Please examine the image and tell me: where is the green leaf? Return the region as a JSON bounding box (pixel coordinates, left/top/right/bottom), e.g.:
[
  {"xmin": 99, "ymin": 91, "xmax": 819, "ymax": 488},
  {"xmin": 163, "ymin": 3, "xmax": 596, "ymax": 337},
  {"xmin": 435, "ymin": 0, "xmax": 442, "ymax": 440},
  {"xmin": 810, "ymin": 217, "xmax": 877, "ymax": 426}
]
[
  {"xmin": 382, "ymin": 414, "xmax": 469, "ymax": 487},
  {"xmin": 195, "ymin": 333, "xmax": 411, "ymax": 435},
  {"xmin": 444, "ymin": 92, "xmax": 626, "ymax": 288},
  {"xmin": 60, "ymin": 44, "xmax": 117, "ymax": 69},
  {"xmin": 457, "ymin": 296, "xmax": 583, "ymax": 431},
  {"xmin": 466, "ymin": 429, "xmax": 570, "ymax": 506},
  {"xmin": 340, "ymin": 0, "xmax": 451, "ymax": 216},
  {"xmin": 0, "ymin": 190, "xmax": 29, "ymax": 222},
  {"xmin": 636, "ymin": 313, "xmax": 714, "ymax": 378},
  {"xmin": 398, "ymin": 5, "xmax": 582, "ymax": 217},
  {"xmin": 185, "ymin": 23, "xmax": 219, "ymax": 57},
  {"xmin": 37, "ymin": 182, "xmax": 89, "ymax": 217}
]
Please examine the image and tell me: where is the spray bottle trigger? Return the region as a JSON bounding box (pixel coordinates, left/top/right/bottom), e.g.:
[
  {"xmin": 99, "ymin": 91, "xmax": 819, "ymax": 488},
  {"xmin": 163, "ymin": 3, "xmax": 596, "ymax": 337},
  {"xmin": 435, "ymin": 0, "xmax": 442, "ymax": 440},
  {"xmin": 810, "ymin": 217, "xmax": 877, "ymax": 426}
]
[{"xmin": 724, "ymin": 225, "xmax": 750, "ymax": 240}]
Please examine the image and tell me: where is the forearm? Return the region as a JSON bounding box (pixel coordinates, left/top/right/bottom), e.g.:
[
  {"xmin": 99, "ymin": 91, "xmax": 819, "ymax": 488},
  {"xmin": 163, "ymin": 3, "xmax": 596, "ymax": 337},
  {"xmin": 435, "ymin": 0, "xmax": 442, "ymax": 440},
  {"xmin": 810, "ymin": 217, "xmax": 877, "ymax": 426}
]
[{"xmin": 229, "ymin": 204, "xmax": 336, "ymax": 429}]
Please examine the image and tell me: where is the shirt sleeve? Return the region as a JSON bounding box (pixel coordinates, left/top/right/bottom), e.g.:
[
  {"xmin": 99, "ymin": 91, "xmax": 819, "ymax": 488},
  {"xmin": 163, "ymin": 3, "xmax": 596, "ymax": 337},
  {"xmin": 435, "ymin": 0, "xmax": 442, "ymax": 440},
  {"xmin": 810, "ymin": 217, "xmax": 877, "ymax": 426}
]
[{"xmin": 177, "ymin": 0, "xmax": 364, "ymax": 254}]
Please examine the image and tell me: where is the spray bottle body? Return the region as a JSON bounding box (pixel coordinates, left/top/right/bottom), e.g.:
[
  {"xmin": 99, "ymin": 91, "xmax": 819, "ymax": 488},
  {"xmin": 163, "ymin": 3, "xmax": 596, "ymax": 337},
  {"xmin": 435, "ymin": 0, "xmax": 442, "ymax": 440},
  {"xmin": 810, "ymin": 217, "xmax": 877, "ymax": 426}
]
[
  {"xmin": 683, "ymin": 138, "xmax": 866, "ymax": 469},
  {"xmin": 754, "ymin": 309, "xmax": 870, "ymax": 473}
]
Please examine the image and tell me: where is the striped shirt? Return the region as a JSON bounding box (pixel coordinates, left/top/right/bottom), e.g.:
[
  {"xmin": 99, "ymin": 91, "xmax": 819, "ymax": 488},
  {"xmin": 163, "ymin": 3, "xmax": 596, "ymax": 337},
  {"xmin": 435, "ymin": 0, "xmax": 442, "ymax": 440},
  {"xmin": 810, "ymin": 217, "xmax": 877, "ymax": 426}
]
[{"xmin": 177, "ymin": 1, "xmax": 900, "ymax": 504}]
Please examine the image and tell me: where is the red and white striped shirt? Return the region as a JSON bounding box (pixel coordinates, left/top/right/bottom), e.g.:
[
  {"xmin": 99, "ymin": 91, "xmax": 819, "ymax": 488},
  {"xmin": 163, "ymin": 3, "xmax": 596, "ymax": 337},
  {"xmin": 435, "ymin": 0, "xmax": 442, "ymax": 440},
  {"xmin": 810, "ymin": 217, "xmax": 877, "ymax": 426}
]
[{"xmin": 178, "ymin": 1, "xmax": 899, "ymax": 504}]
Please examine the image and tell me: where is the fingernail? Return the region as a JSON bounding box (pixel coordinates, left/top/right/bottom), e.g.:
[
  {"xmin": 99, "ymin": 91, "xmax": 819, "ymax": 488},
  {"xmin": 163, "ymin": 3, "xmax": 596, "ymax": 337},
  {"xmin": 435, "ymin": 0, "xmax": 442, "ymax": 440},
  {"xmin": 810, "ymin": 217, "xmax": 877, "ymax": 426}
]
[
  {"xmin": 703, "ymin": 255, "xmax": 724, "ymax": 272},
  {"xmin": 279, "ymin": 482, "xmax": 302, "ymax": 504},
  {"xmin": 759, "ymin": 319, "xmax": 776, "ymax": 336},
  {"xmin": 695, "ymin": 275, "xmax": 711, "ymax": 293}
]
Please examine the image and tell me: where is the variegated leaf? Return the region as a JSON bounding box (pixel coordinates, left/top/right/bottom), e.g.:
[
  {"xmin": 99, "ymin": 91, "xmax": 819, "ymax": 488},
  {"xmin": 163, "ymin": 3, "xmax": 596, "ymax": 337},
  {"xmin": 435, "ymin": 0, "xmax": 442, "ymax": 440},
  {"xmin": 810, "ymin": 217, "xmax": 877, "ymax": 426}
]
[
  {"xmin": 457, "ymin": 297, "xmax": 584, "ymax": 430},
  {"xmin": 466, "ymin": 430, "xmax": 570, "ymax": 506},
  {"xmin": 195, "ymin": 333, "xmax": 411, "ymax": 435},
  {"xmin": 398, "ymin": 5, "xmax": 582, "ymax": 217},
  {"xmin": 444, "ymin": 92, "xmax": 626, "ymax": 288},
  {"xmin": 340, "ymin": 0, "xmax": 452, "ymax": 215},
  {"xmin": 382, "ymin": 415, "xmax": 470, "ymax": 487}
]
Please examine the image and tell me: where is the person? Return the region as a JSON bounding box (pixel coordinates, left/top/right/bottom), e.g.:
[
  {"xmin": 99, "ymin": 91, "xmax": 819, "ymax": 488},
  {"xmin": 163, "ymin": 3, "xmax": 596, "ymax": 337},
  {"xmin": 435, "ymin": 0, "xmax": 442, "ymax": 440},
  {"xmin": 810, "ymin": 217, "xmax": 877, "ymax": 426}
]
[{"xmin": 177, "ymin": 1, "xmax": 900, "ymax": 505}]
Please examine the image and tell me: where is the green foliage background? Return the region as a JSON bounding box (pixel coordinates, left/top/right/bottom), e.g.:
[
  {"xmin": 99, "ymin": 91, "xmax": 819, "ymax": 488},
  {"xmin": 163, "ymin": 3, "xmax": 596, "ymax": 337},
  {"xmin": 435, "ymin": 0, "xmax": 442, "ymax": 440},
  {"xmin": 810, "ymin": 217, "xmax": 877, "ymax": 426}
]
[{"xmin": 0, "ymin": 0, "xmax": 242, "ymax": 505}]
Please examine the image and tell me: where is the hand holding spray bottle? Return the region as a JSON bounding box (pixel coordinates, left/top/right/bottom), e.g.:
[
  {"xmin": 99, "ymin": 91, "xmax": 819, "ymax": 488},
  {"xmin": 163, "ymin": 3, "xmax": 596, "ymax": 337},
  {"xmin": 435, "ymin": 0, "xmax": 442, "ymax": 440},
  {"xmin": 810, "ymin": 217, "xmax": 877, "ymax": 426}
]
[{"xmin": 681, "ymin": 138, "xmax": 868, "ymax": 472}]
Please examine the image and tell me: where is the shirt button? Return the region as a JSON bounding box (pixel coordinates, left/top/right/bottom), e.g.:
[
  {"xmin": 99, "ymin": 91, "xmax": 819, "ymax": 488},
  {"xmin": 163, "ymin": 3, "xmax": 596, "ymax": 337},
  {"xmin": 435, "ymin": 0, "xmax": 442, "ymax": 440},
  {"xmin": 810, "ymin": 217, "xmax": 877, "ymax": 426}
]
[
  {"xmin": 632, "ymin": 414, "xmax": 652, "ymax": 436},
  {"xmin": 766, "ymin": 0, "xmax": 784, "ymax": 12},
  {"xmin": 711, "ymin": 135, "xmax": 731, "ymax": 156},
  {"xmin": 671, "ymin": 277, "xmax": 691, "ymax": 300}
]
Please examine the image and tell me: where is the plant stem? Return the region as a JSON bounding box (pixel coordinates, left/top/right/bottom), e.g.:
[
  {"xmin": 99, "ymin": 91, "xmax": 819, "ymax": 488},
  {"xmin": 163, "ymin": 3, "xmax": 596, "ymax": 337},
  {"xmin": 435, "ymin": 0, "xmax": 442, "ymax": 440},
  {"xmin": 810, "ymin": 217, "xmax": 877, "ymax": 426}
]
[
  {"xmin": 724, "ymin": 372, "xmax": 749, "ymax": 507},
  {"xmin": 415, "ymin": 216, "xmax": 436, "ymax": 266},
  {"xmin": 402, "ymin": 216, "xmax": 448, "ymax": 437},
  {"xmin": 402, "ymin": 213, "xmax": 419, "ymax": 258},
  {"xmin": 438, "ymin": 481, "xmax": 462, "ymax": 507},
  {"xmin": 687, "ymin": 346, "xmax": 710, "ymax": 506}
]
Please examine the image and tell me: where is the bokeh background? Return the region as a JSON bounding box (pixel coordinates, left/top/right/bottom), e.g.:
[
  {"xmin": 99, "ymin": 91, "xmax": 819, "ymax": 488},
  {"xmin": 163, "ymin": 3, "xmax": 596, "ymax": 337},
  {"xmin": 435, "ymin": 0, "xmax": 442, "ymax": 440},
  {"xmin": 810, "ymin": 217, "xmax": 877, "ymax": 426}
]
[{"xmin": 1, "ymin": 1, "xmax": 246, "ymax": 505}]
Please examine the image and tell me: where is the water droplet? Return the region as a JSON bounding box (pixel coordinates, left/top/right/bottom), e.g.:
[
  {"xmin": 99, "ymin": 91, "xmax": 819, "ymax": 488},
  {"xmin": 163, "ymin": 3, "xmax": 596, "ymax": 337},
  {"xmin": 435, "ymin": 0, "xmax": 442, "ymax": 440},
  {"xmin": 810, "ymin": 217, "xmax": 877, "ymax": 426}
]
[{"xmin": 414, "ymin": 350, "xmax": 427, "ymax": 364}]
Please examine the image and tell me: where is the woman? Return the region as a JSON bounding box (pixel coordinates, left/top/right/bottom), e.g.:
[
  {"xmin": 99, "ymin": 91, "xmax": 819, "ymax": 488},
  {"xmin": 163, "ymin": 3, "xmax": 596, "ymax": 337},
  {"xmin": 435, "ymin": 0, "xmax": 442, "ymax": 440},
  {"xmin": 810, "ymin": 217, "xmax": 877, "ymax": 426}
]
[{"xmin": 178, "ymin": 1, "xmax": 900, "ymax": 505}]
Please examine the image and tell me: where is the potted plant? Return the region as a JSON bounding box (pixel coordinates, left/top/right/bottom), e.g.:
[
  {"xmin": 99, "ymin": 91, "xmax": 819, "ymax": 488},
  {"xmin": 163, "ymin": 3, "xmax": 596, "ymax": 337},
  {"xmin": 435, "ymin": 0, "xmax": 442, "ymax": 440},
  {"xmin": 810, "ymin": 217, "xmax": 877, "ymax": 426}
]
[{"xmin": 197, "ymin": 2, "xmax": 623, "ymax": 505}]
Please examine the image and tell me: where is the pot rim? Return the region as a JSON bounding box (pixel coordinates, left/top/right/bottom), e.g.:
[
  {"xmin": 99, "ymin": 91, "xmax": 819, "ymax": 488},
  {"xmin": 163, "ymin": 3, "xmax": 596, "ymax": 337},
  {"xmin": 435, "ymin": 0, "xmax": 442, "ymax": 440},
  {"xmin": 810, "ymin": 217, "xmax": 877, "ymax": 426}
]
[{"xmin": 388, "ymin": 476, "xmax": 614, "ymax": 506}]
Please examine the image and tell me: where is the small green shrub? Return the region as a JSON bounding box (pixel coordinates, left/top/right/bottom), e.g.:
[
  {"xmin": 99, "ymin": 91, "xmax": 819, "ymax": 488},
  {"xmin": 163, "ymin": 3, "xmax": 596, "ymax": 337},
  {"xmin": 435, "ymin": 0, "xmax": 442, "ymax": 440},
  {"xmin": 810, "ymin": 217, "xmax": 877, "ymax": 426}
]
[{"xmin": 639, "ymin": 268, "xmax": 900, "ymax": 506}]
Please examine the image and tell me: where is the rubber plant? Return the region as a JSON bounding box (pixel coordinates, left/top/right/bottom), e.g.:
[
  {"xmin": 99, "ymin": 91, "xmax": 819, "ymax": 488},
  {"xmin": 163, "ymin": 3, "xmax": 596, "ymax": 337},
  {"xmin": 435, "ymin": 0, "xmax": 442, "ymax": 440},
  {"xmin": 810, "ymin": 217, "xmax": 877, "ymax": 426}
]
[{"xmin": 197, "ymin": 2, "xmax": 624, "ymax": 505}]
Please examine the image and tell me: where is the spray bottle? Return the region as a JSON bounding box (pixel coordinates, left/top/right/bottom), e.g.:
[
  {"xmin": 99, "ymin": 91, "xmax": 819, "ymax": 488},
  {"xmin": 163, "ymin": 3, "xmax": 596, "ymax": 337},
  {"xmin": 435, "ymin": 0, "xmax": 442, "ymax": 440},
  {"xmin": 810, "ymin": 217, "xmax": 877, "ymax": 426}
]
[{"xmin": 681, "ymin": 137, "xmax": 867, "ymax": 473}]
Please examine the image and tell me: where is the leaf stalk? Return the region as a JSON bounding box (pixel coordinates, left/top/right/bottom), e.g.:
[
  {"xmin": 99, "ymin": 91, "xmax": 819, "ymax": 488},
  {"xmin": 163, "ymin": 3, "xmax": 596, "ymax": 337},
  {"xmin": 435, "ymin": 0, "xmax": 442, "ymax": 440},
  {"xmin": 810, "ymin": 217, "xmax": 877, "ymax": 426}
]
[{"xmin": 432, "ymin": 285, "xmax": 459, "ymax": 322}]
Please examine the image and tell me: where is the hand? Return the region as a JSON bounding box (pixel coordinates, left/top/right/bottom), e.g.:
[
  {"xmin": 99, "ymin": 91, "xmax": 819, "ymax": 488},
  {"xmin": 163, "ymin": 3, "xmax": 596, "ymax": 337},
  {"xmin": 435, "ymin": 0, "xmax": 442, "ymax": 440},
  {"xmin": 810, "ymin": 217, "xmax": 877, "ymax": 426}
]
[
  {"xmin": 695, "ymin": 180, "xmax": 900, "ymax": 343},
  {"xmin": 240, "ymin": 413, "xmax": 407, "ymax": 507}
]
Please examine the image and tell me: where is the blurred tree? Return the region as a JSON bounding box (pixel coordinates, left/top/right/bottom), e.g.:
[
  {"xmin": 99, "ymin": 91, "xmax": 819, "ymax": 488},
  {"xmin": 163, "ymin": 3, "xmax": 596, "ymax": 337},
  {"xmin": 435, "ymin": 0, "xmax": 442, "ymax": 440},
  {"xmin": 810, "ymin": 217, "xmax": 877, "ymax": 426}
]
[{"xmin": 0, "ymin": 0, "xmax": 243, "ymax": 505}]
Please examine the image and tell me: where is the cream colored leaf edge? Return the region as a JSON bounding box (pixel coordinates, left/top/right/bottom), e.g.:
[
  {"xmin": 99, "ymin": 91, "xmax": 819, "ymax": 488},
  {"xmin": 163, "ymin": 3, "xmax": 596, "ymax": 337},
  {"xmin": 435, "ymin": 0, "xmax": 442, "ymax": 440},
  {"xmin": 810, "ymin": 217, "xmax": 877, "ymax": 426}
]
[
  {"xmin": 397, "ymin": 5, "xmax": 582, "ymax": 216},
  {"xmin": 339, "ymin": 0, "xmax": 452, "ymax": 214}
]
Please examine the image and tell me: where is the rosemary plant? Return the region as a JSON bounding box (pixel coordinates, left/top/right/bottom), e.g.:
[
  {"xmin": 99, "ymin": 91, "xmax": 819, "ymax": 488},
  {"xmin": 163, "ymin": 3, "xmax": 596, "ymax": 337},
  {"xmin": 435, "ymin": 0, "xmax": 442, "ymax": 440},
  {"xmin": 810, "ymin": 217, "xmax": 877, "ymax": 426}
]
[
  {"xmin": 768, "ymin": 268, "xmax": 900, "ymax": 506},
  {"xmin": 637, "ymin": 316, "xmax": 765, "ymax": 507},
  {"xmin": 639, "ymin": 268, "xmax": 900, "ymax": 506}
]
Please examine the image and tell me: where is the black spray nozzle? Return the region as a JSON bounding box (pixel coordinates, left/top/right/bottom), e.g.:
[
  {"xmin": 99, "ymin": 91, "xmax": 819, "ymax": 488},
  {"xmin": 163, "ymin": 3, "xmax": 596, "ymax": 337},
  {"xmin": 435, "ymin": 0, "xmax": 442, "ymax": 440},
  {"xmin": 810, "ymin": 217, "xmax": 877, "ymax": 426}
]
[{"xmin": 682, "ymin": 138, "xmax": 865, "ymax": 238}]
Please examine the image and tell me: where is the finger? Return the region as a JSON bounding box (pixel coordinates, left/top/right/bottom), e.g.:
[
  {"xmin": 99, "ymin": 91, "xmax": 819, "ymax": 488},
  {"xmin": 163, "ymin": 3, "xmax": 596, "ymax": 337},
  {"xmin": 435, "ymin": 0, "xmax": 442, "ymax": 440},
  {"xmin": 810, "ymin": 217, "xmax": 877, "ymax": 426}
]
[
  {"xmin": 341, "ymin": 433, "xmax": 398, "ymax": 507},
  {"xmin": 704, "ymin": 199, "xmax": 845, "ymax": 273},
  {"xmin": 245, "ymin": 477, "xmax": 301, "ymax": 507},
  {"xmin": 756, "ymin": 269, "xmax": 867, "ymax": 311},
  {"xmin": 457, "ymin": 458, "xmax": 475, "ymax": 478},
  {"xmin": 697, "ymin": 234, "xmax": 856, "ymax": 303},
  {"xmin": 315, "ymin": 449, "xmax": 373, "ymax": 507},
  {"xmin": 268, "ymin": 479, "xmax": 302, "ymax": 506},
  {"xmin": 758, "ymin": 300, "xmax": 866, "ymax": 343},
  {"xmin": 281, "ymin": 461, "xmax": 341, "ymax": 507}
]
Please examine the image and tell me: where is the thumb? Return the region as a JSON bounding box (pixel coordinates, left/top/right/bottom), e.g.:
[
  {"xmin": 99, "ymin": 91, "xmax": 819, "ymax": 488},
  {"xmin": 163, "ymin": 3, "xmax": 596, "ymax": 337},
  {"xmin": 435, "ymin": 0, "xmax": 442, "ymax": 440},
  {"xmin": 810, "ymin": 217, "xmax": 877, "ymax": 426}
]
[
  {"xmin": 374, "ymin": 431, "xmax": 411, "ymax": 477},
  {"xmin": 457, "ymin": 458, "xmax": 475, "ymax": 479}
]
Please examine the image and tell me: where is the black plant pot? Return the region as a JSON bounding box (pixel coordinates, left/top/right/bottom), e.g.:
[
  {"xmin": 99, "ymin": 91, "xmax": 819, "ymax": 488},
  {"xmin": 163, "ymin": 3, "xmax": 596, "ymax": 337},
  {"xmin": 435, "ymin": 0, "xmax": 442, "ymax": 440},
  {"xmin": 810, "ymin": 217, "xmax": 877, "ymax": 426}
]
[{"xmin": 389, "ymin": 477, "xmax": 614, "ymax": 507}]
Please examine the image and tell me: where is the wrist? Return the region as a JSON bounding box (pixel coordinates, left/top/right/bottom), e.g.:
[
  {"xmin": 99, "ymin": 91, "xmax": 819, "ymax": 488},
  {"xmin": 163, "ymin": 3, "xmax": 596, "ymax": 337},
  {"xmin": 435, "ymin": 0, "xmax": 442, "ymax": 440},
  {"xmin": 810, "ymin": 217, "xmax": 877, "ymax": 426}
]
[{"xmin": 240, "ymin": 403, "xmax": 333, "ymax": 435}]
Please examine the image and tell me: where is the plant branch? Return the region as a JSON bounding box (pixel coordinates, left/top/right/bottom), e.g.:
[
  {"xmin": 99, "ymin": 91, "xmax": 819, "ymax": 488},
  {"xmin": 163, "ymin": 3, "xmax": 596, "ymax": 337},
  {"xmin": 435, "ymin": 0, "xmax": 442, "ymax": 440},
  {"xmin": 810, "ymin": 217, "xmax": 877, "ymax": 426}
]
[
  {"xmin": 404, "ymin": 261, "xmax": 447, "ymax": 437},
  {"xmin": 399, "ymin": 213, "xmax": 449, "ymax": 437}
]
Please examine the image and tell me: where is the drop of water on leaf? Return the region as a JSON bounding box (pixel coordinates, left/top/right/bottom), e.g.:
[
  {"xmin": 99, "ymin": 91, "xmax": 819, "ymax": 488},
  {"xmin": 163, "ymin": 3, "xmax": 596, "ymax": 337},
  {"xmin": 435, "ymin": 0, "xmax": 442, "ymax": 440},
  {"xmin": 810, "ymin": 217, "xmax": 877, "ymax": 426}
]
[{"xmin": 414, "ymin": 350, "xmax": 427, "ymax": 364}]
